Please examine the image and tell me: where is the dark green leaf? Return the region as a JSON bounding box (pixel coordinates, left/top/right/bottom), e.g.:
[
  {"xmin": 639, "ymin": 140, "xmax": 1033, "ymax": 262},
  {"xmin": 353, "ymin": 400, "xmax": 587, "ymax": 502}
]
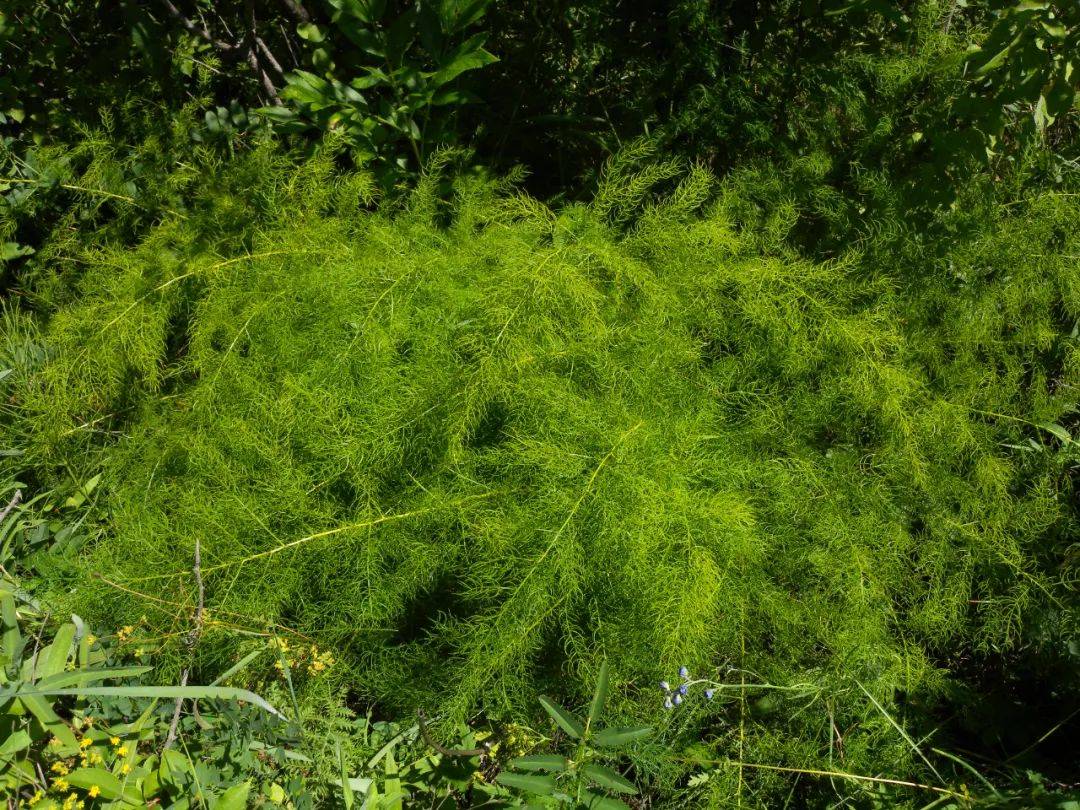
[
  {"xmin": 508, "ymin": 754, "xmax": 569, "ymax": 772},
  {"xmin": 538, "ymin": 695, "xmax": 584, "ymax": 739},
  {"xmin": 592, "ymin": 726, "xmax": 652, "ymax": 748},
  {"xmin": 67, "ymin": 768, "xmax": 143, "ymax": 805},
  {"xmin": 580, "ymin": 764, "xmax": 636, "ymax": 794},
  {"xmin": 494, "ymin": 772, "xmax": 557, "ymax": 796},
  {"xmin": 430, "ymin": 34, "xmax": 498, "ymax": 87},
  {"xmin": 581, "ymin": 789, "xmax": 632, "ymax": 809},
  {"xmin": 588, "ymin": 659, "xmax": 610, "ymax": 728}
]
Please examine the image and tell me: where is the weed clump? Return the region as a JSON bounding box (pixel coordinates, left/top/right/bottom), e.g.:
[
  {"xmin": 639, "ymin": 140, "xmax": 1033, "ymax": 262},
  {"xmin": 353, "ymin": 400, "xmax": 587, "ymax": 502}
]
[{"xmin": 4, "ymin": 150, "xmax": 1078, "ymax": 797}]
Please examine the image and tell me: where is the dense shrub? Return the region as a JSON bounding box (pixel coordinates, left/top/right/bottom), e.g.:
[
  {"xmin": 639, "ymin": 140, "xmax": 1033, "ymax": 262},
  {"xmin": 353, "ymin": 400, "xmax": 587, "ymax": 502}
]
[{"xmin": 3, "ymin": 144, "xmax": 1077, "ymax": 803}]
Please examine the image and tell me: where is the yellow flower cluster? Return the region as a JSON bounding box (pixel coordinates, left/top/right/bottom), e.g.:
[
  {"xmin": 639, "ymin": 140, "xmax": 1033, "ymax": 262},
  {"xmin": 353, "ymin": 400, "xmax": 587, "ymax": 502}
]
[
  {"xmin": 268, "ymin": 637, "xmax": 334, "ymax": 677},
  {"xmin": 503, "ymin": 723, "xmax": 544, "ymax": 758}
]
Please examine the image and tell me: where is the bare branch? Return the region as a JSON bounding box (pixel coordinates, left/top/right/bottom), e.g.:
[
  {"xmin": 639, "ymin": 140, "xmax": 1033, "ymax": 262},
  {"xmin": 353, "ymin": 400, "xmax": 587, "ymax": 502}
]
[
  {"xmin": 244, "ymin": 0, "xmax": 281, "ymax": 102},
  {"xmin": 0, "ymin": 489, "xmax": 22, "ymax": 525},
  {"xmin": 158, "ymin": 0, "xmax": 239, "ymax": 53},
  {"xmin": 247, "ymin": 45, "xmax": 281, "ymax": 102},
  {"xmin": 256, "ymin": 36, "xmax": 286, "ymax": 78},
  {"xmin": 279, "ymin": 0, "xmax": 312, "ymax": 23}
]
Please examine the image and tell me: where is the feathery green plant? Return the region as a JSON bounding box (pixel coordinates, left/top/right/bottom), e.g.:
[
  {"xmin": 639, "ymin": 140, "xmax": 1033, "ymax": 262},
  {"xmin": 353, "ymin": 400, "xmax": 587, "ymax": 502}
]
[{"xmin": 2, "ymin": 148, "xmax": 1078, "ymax": 804}]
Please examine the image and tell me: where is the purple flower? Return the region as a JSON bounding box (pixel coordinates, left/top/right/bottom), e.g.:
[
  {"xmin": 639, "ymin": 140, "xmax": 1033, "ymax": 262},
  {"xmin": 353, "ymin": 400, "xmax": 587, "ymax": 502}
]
[
  {"xmin": 679, "ymin": 666, "xmax": 689, "ymax": 679},
  {"xmin": 673, "ymin": 693, "xmax": 683, "ymax": 706},
  {"xmin": 663, "ymin": 696, "xmax": 674, "ymax": 710},
  {"xmin": 678, "ymin": 683, "xmax": 689, "ymax": 696},
  {"xmin": 659, "ymin": 681, "xmax": 671, "ymax": 692},
  {"xmin": 705, "ymin": 689, "xmax": 715, "ymax": 700}
]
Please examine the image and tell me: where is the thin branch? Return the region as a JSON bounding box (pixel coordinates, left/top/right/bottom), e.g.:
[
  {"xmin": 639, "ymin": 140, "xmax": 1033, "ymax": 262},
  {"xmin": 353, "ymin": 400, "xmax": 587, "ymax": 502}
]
[
  {"xmin": 158, "ymin": 0, "xmax": 238, "ymax": 53},
  {"xmin": 247, "ymin": 46, "xmax": 281, "ymax": 102},
  {"xmin": 255, "ymin": 36, "xmax": 286, "ymax": 78},
  {"xmin": 279, "ymin": 20, "xmax": 301, "ymax": 67},
  {"xmin": 244, "ymin": 0, "xmax": 280, "ymax": 102},
  {"xmin": 0, "ymin": 489, "xmax": 22, "ymax": 525},
  {"xmin": 163, "ymin": 538, "xmax": 205, "ymax": 751}
]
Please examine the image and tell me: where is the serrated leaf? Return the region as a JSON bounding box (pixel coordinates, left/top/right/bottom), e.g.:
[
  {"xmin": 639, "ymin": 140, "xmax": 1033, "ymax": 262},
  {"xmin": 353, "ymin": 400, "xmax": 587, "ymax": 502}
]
[
  {"xmin": 508, "ymin": 754, "xmax": 569, "ymax": 772},
  {"xmin": 494, "ymin": 772, "xmax": 557, "ymax": 796},
  {"xmin": 538, "ymin": 695, "xmax": 584, "ymax": 739},
  {"xmin": 592, "ymin": 726, "xmax": 652, "ymax": 748}
]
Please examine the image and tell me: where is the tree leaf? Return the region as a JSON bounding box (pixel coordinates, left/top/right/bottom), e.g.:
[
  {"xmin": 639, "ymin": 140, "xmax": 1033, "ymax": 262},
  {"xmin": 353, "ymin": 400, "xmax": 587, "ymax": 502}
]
[{"xmin": 538, "ymin": 695, "xmax": 584, "ymax": 739}]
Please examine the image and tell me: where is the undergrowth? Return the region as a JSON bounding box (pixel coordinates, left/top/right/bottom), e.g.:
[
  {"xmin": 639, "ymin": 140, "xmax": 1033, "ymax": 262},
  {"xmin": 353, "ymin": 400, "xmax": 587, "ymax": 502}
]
[{"xmin": 2, "ymin": 141, "xmax": 1078, "ymax": 805}]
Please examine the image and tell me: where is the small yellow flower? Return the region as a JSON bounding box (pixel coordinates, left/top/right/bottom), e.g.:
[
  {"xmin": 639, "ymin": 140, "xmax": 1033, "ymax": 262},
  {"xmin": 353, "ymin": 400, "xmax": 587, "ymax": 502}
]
[
  {"xmin": 88, "ymin": 751, "xmax": 103, "ymax": 765},
  {"xmin": 120, "ymin": 763, "xmax": 132, "ymax": 775},
  {"xmin": 88, "ymin": 785, "xmax": 101, "ymax": 798},
  {"xmin": 51, "ymin": 761, "xmax": 70, "ymax": 775},
  {"xmin": 109, "ymin": 736, "xmax": 121, "ymax": 746},
  {"xmin": 80, "ymin": 736, "xmax": 93, "ymax": 748},
  {"xmin": 63, "ymin": 792, "xmax": 79, "ymax": 810},
  {"xmin": 133, "ymin": 647, "xmax": 144, "ymax": 657},
  {"xmin": 53, "ymin": 777, "xmax": 69, "ymax": 791},
  {"xmin": 116, "ymin": 745, "xmax": 129, "ymax": 757},
  {"xmin": 117, "ymin": 626, "xmax": 134, "ymax": 642},
  {"xmin": 49, "ymin": 736, "xmax": 64, "ymax": 747},
  {"xmin": 28, "ymin": 790, "xmax": 44, "ymax": 806},
  {"xmin": 86, "ymin": 634, "xmax": 97, "ymax": 645}
]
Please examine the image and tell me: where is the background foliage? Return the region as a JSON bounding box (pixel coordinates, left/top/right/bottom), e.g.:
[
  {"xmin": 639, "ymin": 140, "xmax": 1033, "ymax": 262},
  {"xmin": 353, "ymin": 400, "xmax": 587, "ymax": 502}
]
[{"xmin": 1, "ymin": 0, "xmax": 1079, "ymax": 807}]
